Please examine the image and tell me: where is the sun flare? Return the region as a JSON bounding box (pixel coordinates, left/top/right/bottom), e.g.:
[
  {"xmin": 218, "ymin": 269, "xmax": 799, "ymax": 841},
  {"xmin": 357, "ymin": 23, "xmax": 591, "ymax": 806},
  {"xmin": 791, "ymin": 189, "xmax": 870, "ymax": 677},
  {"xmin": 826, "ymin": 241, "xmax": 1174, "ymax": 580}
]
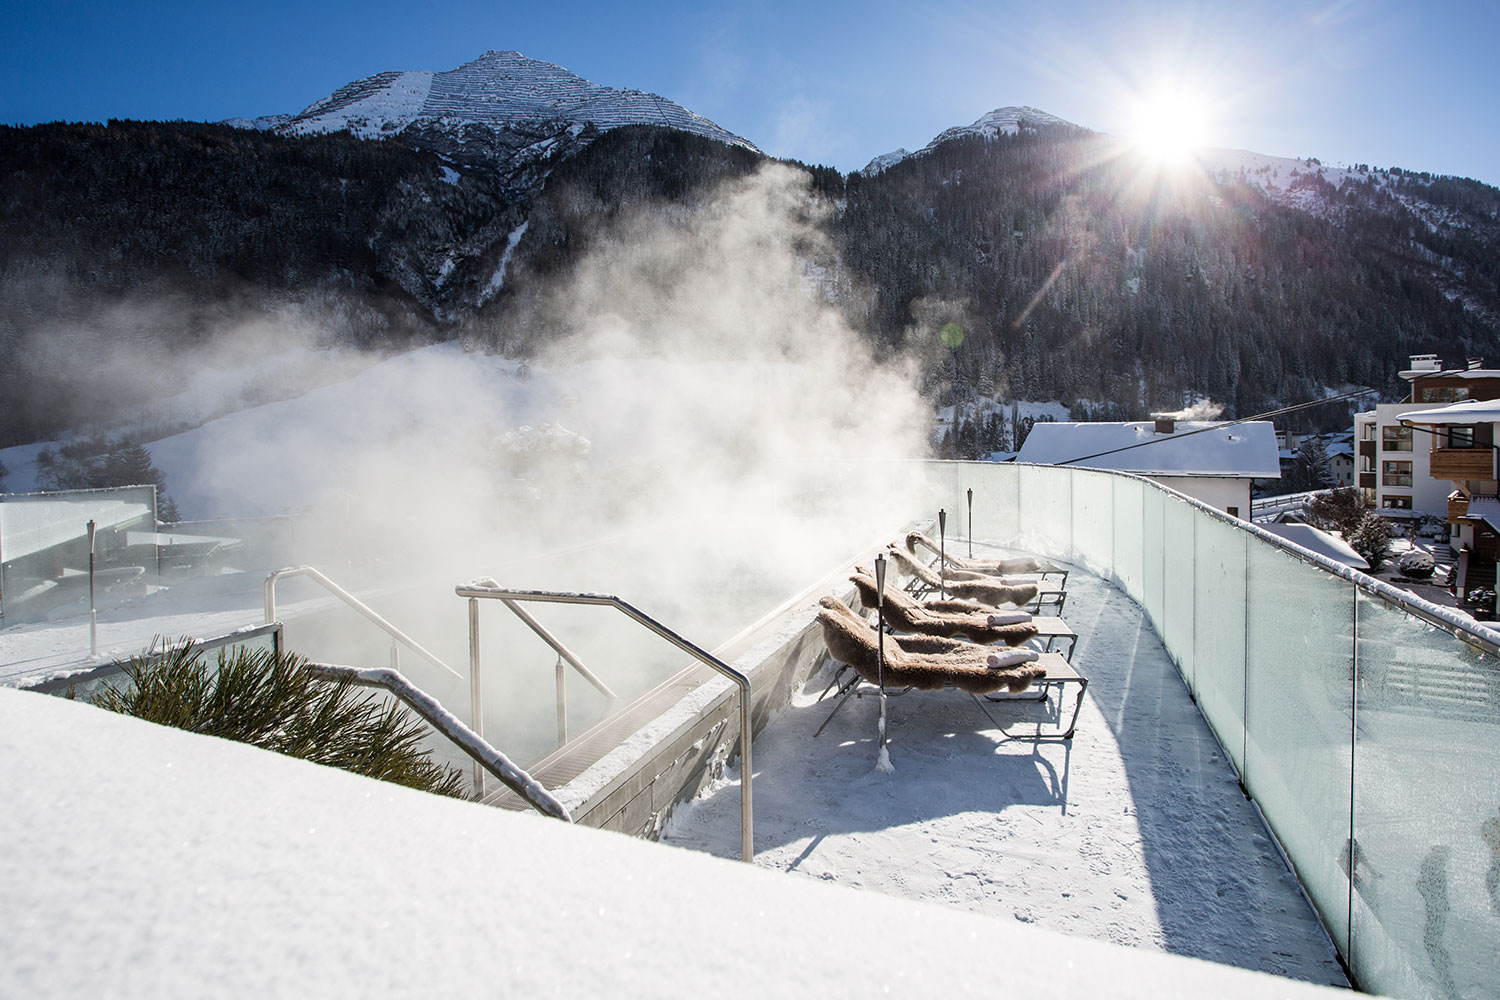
[{"xmin": 1128, "ymin": 93, "xmax": 1209, "ymax": 166}]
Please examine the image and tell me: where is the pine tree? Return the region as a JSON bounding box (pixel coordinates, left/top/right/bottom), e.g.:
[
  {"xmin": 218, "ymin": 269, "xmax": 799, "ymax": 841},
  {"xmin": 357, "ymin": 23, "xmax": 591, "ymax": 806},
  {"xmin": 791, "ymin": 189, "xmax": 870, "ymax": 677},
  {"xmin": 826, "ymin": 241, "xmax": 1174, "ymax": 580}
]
[
  {"xmin": 92, "ymin": 642, "xmax": 469, "ymax": 798},
  {"xmin": 1349, "ymin": 513, "xmax": 1391, "ymax": 572}
]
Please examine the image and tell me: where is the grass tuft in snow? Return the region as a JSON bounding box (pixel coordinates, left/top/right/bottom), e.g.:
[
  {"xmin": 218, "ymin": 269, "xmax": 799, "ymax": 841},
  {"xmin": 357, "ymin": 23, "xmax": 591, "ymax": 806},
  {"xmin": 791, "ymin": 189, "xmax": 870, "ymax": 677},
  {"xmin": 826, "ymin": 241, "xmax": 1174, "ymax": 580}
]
[{"xmin": 89, "ymin": 641, "xmax": 469, "ymax": 799}]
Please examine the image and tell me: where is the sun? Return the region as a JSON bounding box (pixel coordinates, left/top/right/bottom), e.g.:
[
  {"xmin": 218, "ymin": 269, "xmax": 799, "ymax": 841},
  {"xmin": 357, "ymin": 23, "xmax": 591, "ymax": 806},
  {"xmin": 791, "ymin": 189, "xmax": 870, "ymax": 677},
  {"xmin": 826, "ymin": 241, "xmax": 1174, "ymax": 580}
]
[{"xmin": 1128, "ymin": 92, "xmax": 1210, "ymax": 167}]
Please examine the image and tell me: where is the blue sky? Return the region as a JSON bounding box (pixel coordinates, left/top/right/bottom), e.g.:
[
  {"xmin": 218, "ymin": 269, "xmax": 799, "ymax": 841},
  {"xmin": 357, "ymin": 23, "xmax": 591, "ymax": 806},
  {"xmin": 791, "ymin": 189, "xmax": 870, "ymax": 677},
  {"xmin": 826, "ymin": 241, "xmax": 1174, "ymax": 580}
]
[{"xmin": 4, "ymin": 0, "xmax": 1498, "ymax": 184}]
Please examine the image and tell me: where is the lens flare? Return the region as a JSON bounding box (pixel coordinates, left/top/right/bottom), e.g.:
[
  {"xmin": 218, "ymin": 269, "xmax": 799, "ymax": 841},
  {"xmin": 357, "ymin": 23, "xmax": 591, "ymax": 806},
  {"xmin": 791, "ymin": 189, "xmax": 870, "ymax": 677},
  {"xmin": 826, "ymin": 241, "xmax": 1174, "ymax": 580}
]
[{"xmin": 1128, "ymin": 92, "xmax": 1209, "ymax": 167}]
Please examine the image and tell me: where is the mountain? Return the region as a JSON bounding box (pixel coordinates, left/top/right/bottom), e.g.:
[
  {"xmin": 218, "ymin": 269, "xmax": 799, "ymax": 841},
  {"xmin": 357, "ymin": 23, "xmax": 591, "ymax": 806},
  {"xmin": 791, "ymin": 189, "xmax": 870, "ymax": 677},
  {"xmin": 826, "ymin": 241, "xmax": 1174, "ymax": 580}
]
[
  {"xmin": 832, "ymin": 117, "xmax": 1500, "ymax": 431},
  {"xmin": 3, "ymin": 55, "xmax": 1500, "ymax": 450},
  {"xmin": 258, "ymin": 50, "xmax": 757, "ymax": 185},
  {"xmin": 863, "ymin": 106, "xmax": 1078, "ymax": 174}
]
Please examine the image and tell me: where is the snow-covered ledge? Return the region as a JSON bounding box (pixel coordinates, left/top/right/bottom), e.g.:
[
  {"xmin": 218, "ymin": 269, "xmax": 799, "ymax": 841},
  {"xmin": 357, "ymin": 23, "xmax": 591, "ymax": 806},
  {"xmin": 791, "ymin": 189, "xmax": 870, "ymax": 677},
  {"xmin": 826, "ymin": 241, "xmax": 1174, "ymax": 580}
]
[{"xmin": 0, "ymin": 686, "xmax": 1348, "ymax": 998}]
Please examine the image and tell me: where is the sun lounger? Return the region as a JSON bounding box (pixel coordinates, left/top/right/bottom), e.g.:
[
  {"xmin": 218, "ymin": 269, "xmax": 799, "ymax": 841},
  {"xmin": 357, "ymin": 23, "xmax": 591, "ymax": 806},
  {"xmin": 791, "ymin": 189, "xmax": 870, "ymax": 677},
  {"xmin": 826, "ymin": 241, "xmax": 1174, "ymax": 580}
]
[
  {"xmin": 884, "ymin": 546, "xmax": 1040, "ymax": 608},
  {"xmin": 814, "ymin": 596, "xmax": 1086, "ymax": 739},
  {"xmin": 848, "ymin": 568, "xmax": 1039, "ymax": 646},
  {"xmin": 980, "ymin": 652, "xmax": 1088, "ymax": 739},
  {"xmin": 903, "ymin": 531, "xmax": 1070, "ymax": 588}
]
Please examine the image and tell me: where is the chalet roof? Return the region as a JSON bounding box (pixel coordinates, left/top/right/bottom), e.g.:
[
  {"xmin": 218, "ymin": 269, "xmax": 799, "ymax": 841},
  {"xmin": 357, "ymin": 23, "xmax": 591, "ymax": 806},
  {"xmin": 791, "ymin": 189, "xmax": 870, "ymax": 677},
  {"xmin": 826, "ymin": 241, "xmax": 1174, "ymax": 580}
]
[
  {"xmin": 1014, "ymin": 421, "xmax": 1281, "ymax": 479},
  {"xmin": 1397, "ymin": 399, "xmax": 1500, "ymax": 425}
]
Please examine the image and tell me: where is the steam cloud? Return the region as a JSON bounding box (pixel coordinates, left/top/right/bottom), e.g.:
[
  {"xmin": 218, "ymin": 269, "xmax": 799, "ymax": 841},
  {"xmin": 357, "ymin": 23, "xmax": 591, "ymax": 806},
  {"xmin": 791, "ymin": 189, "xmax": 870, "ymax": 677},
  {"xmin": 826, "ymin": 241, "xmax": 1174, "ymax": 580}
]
[
  {"xmin": 143, "ymin": 162, "xmax": 935, "ymax": 752},
  {"xmin": 1155, "ymin": 399, "xmax": 1226, "ymax": 421}
]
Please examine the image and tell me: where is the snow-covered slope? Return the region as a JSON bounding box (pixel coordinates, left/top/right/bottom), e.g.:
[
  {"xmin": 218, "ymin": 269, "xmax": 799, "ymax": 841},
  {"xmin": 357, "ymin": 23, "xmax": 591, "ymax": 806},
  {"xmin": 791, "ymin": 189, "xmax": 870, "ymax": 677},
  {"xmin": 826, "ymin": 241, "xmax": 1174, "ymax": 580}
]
[
  {"xmin": 274, "ymin": 50, "xmax": 758, "ymax": 156},
  {"xmin": 863, "ymin": 106, "xmax": 1079, "ymax": 174}
]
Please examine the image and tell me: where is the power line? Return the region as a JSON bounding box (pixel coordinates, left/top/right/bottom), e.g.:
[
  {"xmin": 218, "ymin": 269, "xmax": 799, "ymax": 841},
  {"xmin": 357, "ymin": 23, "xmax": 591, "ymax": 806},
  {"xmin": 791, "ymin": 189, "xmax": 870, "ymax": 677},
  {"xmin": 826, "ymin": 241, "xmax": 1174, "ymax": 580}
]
[{"xmin": 1053, "ymin": 386, "xmax": 1379, "ymax": 468}]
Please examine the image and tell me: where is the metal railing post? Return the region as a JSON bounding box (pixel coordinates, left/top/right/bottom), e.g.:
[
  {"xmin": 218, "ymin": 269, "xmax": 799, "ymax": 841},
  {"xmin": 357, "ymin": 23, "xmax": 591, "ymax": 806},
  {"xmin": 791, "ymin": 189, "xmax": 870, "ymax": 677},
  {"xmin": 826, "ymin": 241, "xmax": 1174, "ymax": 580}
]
[
  {"xmin": 455, "ymin": 584, "xmax": 754, "ymax": 862},
  {"xmin": 264, "ymin": 567, "xmax": 462, "ymax": 683},
  {"xmin": 556, "ymin": 655, "xmax": 567, "ymax": 746},
  {"xmin": 469, "ymin": 596, "xmax": 484, "ymax": 798}
]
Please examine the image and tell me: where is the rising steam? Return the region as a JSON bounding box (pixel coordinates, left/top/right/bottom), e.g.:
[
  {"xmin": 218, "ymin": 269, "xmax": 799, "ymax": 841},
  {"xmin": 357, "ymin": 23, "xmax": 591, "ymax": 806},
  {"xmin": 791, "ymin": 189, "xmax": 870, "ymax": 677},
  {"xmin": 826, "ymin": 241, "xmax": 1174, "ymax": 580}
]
[
  {"xmin": 143, "ymin": 162, "xmax": 934, "ymax": 749},
  {"xmin": 1154, "ymin": 399, "xmax": 1225, "ymax": 421}
]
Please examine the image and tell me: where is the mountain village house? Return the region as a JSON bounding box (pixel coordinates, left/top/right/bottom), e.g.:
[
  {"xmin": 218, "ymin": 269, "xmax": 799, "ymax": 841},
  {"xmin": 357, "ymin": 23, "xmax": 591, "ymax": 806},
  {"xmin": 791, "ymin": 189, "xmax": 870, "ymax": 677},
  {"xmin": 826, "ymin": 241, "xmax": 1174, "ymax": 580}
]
[{"xmin": 1013, "ymin": 418, "xmax": 1281, "ymax": 516}]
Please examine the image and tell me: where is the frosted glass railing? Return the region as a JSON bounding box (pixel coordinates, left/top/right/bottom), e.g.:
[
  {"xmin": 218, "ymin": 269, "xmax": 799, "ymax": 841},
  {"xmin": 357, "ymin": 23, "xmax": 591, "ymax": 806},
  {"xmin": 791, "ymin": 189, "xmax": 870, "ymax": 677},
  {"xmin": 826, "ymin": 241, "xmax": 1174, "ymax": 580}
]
[{"xmin": 923, "ymin": 459, "xmax": 1500, "ymax": 1000}]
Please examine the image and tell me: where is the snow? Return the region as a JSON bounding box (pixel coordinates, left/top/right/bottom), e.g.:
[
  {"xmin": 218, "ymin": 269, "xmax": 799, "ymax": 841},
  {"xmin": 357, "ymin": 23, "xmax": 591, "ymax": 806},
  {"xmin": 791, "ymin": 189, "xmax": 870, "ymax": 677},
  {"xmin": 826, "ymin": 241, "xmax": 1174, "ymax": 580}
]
[
  {"xmin": 279, "ymin": 51, "xmax": 758, "ymax": 154},
  {"xmin": 284, "ymin": 69, "xmax": 434, "ymax": 140},
  {"xmin": 1258, "ymin": 522, "xmax": 1369, "ymax": 570},
  {"xmin": 1397, "ymin": 398, "xmax": 1500, "ymax": 425},
  {"xmin": 662, "ymin": 559, "xmax": 1348, "ymax": 986},
  {"xmin": 1015, "ymin": 421, "xmax": 1281, "ymax": 478},
  {"xmin": 0, "ymin": 495, "xmax": 152, "ymax": 561},
  {"xmin": 865, "ymin": 107, "xmax": 1078, "ymax": 174},
  {"xmin": 0, "ymin": 684, "xmax": 1347, "ymax": 999},
  {"xmin": 478, "ymin": 220, "xmax": 529, "ymax": 306}
]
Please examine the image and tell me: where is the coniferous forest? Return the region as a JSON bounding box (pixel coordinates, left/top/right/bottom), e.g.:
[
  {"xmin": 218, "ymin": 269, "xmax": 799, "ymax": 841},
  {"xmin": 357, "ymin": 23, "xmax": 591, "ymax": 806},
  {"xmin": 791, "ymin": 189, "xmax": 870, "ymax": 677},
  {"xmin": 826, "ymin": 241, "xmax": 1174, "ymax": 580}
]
[{"xmin": 2, "ymin": 118, "xmax": 1498, "ymax": 445}]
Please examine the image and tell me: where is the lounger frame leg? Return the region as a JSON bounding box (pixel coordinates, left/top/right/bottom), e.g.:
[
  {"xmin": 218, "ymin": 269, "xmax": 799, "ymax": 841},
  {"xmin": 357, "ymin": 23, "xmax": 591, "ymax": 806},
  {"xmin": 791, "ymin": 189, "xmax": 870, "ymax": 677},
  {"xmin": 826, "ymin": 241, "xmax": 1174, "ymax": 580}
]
[{"xmin": 813, "ymin": 674, "xmax": 866, "ymax": 738}]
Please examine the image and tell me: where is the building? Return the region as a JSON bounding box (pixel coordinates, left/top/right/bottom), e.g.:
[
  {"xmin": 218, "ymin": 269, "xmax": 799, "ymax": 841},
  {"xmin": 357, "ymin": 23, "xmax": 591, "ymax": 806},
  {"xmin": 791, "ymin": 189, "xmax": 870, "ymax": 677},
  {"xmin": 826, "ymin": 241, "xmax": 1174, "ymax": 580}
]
[
  {"xmin": 1355, "ymin": 354, "xmax": 1500, "ymax": 517},
  {"xmin": 1396, "ymin": 397, "xmax": 1500, "ymax": 601},
  {"xmin": 1013, "ymin": 417, "xmax": 1280, "ymax": 516},
  {"xmin": 1323, "ymin": 432, "xmax": 1355, "ymax": 487}
]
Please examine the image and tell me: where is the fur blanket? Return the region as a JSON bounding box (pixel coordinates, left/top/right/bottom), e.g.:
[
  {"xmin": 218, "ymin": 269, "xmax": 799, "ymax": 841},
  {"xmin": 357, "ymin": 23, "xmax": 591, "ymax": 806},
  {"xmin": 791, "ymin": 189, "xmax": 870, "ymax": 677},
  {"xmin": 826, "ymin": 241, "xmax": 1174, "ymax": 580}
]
[
  {"xmin": 904, "ymin": 531, "xmax": 1044, "ymax": 575},
  {"xmin": 849, "ymin": 569, "xmax": 1038, "ymax": 646},
  {"xmin": 816, "ymin": 596, "xmax": 1044, "ymax": 694},
  {"xmin": 884, "ymin": 546, "xmax": 1040, "ymax": 608}
]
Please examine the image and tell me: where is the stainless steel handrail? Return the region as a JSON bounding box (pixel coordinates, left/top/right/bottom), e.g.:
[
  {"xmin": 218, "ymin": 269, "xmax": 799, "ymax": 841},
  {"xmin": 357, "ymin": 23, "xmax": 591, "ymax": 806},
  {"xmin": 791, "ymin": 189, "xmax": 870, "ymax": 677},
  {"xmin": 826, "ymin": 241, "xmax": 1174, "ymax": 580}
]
[
  {"xmin": 455, "ymin": 583, "xmax": 755, "ymax": 863},
  {"xmin": 23, "ymin": 621, "xmax": 286, "ymax": 695},
  {"xmin": 302, "ymin": 661, "xmax": 571, "ymax": 822},
  {"xmin": 264, "ymin": 567, "xmax": 465, "ymax": 682}
]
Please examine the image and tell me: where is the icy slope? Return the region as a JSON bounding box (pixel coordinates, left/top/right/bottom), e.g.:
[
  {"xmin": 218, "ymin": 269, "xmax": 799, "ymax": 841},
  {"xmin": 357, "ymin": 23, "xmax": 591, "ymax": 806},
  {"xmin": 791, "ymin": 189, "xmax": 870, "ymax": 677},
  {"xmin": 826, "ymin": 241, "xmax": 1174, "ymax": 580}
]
[{"xmin": 279, "ymin": 50, "xmax": 757, "ymax": 154}]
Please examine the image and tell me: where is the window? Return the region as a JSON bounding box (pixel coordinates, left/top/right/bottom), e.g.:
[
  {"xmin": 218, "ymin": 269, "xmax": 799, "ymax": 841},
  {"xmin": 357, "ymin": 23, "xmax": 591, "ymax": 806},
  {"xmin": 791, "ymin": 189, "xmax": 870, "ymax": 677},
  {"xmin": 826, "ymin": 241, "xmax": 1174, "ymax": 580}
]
[
  {"xmin": 1360, "ymin": 423, "xmax": 1376, "ymax": 441},
  {"xmin": 1361, "ymin": 487, "xmax": 1378, "ymax": 506},
  {"xmin": 1382, "ymin": 425, "xmax": 1412, "ymax": 451},
  {"xmin": 1449, "ymin": 426, "xmax": 1476, "ymax": 448},
  {"xmin": 1420, "ymin": 386, "xmax": 1469, "ymax": 403},
  {"xmin": 1226, "ymin": 506, "xmax": 1239, "ymax": 519},
  {"xmin": 1382, "ymin": 496, "xmax": 1413, "ymax": 509},
  {"xmin": 1382, "ymin": 460, "xmax": 1412, "ymax": 487},
  {"xmin": 1360, "ymin": 456, "xmax": 1375, "ymax": 473}
]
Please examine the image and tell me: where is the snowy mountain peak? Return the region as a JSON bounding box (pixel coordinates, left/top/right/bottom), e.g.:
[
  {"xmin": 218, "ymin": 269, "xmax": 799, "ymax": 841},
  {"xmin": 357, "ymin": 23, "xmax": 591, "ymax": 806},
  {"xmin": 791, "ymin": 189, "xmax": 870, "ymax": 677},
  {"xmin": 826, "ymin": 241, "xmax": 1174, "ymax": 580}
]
[
  {"xmin": 272, "ymin": 50, "xmax": 758, "ymax": 156},
  {"xmin": 862, "ymin": 106, "xmax": 1079, "ymax": 174}
]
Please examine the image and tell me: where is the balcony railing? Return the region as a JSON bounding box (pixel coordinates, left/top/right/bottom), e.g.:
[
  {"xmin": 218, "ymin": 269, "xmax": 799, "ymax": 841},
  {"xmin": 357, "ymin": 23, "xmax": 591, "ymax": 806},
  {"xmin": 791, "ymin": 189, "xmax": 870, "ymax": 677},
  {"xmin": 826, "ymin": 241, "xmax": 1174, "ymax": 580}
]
[
  {"xmin": 923, "ymin": 459, "xmax": 1500, "ymax": 1000},
  {"xmin": 1430, "ymin": 446, "xmax": 1496, "ymax": 481}
]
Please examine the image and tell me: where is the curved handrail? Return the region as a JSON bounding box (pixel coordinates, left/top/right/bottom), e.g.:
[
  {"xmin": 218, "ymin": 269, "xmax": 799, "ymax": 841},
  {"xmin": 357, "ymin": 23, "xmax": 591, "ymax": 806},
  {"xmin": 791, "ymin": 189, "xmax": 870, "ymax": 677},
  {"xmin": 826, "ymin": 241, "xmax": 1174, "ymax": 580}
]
[
  {"xmin": 302, "ymin": 661, "xmax": 571, "ymax": 822},
  {"xmin": 455, "ymin": 583, "xmax": 754, "ymax": 862},
  {"xmin": 264, "ymin": 567, "xmax": 464, "ymax": 682}
]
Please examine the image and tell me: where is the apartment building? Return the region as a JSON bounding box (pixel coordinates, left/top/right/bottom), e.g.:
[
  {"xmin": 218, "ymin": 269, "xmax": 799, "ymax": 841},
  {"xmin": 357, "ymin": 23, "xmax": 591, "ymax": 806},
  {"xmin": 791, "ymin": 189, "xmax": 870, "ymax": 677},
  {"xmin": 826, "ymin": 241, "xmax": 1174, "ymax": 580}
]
[{"xmin": 1354, "ymin": 354, "xmax": 1500, "ymax": 518}]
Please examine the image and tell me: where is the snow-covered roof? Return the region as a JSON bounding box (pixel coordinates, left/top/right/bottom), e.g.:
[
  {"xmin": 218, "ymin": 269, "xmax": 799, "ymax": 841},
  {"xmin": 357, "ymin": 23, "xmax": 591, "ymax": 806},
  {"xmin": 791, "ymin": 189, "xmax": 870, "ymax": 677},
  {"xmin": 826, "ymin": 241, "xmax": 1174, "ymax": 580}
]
[
  {"xmin": 1014, "ymin": 421, "xmax": 1281, "ymax": 478},
  {"xmin": 1258, "ymin": 523, "xmax": 1369, "ymax": 570},
  {"xmin": 1397, "ymin": 398, "xmax": 1500, "ymax": 425},
  {"xmin": 1463, "ymin": 495, "xmax": 1500, "ymax": 534},
  {"xmin": 0, "ymin": 497, "xmax": 154, "ymax": 563},
  {"xmin": 0, "ymin": 687, "xmax": 1343, "ymax": 999}
]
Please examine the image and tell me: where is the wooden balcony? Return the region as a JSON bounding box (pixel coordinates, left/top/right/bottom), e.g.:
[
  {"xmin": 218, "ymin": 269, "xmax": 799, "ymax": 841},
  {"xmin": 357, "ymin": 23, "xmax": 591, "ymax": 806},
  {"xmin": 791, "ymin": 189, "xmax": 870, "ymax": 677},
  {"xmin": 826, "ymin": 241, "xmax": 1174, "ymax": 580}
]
[
  {"xmin": 1450, "ymin": 493, "xmax": 1470, "ymax": 522},
  {"xmin": 1358, "ymin": 440, "xmax": 1377, "ymax": 459},
  {"xmin": 1430, "ymin": 447, "xmax": 1495, "ymax": 481},
  {"xmin": 1358, "ymin": 472, "xmax": 1376, "ymax": 489}
]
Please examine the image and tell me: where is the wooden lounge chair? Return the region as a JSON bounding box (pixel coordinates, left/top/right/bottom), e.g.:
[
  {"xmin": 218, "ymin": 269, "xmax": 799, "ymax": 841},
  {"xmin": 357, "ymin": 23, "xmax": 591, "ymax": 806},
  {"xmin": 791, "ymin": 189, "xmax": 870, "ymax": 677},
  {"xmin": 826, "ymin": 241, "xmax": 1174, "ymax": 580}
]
[
  {"xmin": 884, "ymin": 545, "xmax": 1039, "ymax": 608},
  {"xmin": 848, "ymin": 568, "xmax": 1039, "ymax": 646},
  {"xmin": 851, "ymin": 568, "xmax": 1077, "ymax": 659},
  {"xmin": 816, "ymin": 597, "xmax": 1044, "ymax": 694},
  {"xmin": 904, "ymin": 530, "xmax": 1045, "ymax": 574},
  {"xmin": 814, "ymin": 596, "xmax": 1087, "ymax": 740},
  {"xmin": 903, "ymin": 531, "xmax": 1070, "ymax": 589}
]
